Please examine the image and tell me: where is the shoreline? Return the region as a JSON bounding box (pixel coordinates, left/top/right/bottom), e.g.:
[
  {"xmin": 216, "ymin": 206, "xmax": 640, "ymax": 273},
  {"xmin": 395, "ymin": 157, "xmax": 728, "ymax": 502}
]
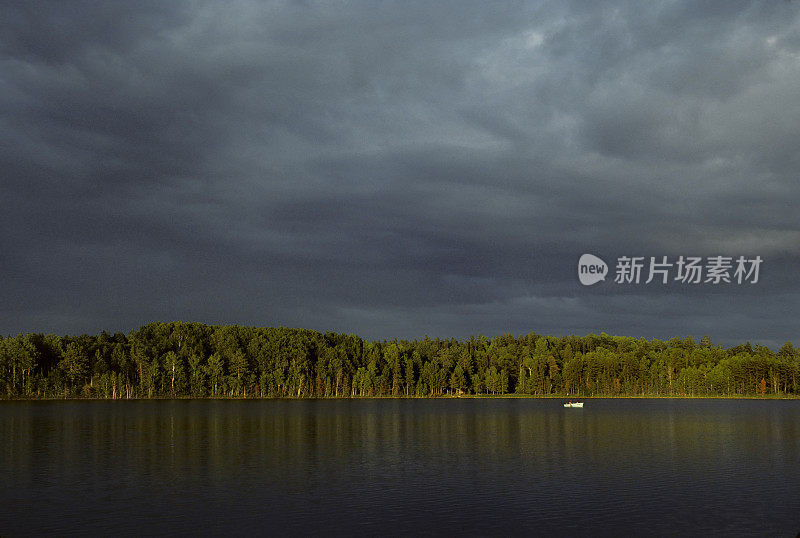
[{"xmin": 3, "ymin": 394, "xmax": 799, "ymax": 402}]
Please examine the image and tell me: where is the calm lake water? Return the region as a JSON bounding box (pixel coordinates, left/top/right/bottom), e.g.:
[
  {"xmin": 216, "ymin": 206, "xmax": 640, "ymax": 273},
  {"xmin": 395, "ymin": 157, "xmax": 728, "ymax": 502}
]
[{"xmin": 1, "ymin": 398, "xmax": 799, "ymax": 536}]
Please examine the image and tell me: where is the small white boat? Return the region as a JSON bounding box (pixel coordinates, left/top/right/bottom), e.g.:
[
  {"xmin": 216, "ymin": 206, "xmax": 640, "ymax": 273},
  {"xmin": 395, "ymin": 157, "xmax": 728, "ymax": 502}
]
[{"xmin": 564, "ymin": 401, "xmax": 584, "ymax": 408}]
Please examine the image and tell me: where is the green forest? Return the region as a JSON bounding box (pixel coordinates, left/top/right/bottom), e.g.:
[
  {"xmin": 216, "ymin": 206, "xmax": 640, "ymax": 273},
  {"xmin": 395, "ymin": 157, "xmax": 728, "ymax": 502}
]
[{"xmin": 1, "ymin": 322, "xmax": 798, "ymax": 399}]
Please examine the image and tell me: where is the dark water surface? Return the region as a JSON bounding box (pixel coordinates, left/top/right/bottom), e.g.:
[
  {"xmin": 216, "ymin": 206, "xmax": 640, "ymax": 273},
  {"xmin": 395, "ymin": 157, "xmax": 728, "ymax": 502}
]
[{"xmin": 1, "ymin": 398, "xmax": 799, "ymax": 536}]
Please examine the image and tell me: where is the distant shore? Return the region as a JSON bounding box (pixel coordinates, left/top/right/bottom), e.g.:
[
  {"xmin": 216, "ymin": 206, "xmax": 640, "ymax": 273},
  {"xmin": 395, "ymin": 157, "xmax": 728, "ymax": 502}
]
[
  {"xmin": 2, "ymin": 323, "xmax": 798, "ymax": 400},
  {"xmin": 3, "ymin": 394, "xmax": 799, "ymax": 401}
]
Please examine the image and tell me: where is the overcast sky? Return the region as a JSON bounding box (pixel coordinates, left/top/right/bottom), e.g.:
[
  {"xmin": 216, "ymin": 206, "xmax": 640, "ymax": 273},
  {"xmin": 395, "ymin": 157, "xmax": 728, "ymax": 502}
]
[{"xmin": 2, "ymin": 1, "xmax": 799, "ymax": 347}]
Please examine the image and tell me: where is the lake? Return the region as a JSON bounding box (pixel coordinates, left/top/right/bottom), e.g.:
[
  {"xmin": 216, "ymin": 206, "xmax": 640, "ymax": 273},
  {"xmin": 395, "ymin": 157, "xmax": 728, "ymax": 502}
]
[{"xmin": 1, "ymin": 398, "xmax": 798, "ymax": 536}]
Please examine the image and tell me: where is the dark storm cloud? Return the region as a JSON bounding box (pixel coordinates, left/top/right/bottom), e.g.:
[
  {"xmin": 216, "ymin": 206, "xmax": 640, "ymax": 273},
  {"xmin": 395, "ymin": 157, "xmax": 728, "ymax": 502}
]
[{"xmin": 2, "ymin": 0, "xmax": 799, "ymax": 347}]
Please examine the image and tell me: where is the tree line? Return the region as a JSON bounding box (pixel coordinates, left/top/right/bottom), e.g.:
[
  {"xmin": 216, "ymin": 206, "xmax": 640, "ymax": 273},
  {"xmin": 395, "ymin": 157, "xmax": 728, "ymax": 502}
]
[{"xmin": 1, "ymin": 322, "xmax": 798, "ymax": 398}]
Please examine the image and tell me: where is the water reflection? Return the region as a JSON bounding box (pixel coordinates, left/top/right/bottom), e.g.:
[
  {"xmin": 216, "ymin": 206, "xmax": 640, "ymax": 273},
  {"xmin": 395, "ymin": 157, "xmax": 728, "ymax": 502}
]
[{"xmin": 1, "ymin": 399, "xmax": 799, "ymax": 536}]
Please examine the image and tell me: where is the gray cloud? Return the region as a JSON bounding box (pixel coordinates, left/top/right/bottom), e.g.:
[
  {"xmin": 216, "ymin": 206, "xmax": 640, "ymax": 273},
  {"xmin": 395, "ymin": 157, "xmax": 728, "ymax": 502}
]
[{"xmin": 1, "ymin": 0, "xmax": 799, "ymax": 348}]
